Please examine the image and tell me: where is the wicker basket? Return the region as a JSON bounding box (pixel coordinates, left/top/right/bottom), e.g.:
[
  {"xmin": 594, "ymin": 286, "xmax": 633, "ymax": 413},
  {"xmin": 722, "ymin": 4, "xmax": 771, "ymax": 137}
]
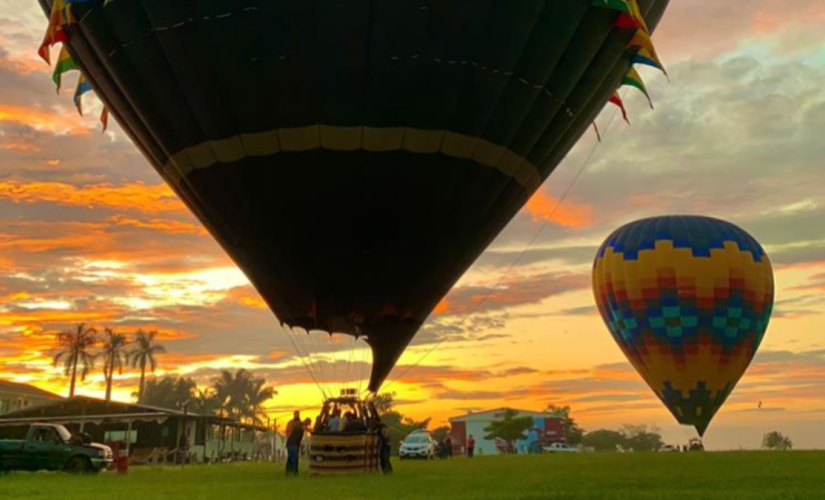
[{"xmin": 308, "ymin": 433, "xmax": 379, "ymax": 475}]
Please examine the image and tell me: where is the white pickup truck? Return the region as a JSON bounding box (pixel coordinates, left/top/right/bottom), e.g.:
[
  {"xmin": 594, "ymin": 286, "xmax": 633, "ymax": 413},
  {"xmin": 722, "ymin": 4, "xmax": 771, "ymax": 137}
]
[{"xmin": 542, "ymin": 442, "xmax": 580, "ymax": 453}]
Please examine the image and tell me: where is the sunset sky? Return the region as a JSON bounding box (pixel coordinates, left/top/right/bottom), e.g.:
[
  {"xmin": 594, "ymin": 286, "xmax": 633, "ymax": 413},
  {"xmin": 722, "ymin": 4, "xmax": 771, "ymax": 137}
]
[{"xmin": 1, "ymin": 1, "xmax": 824, "ymax": 450}]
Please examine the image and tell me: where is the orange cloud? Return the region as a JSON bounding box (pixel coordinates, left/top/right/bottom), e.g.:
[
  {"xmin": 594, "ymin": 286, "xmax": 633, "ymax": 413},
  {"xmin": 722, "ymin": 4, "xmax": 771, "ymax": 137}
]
[
  {"xmin": 109, "ymin": 216, "xmax": 207, "ymax": 235},
  {"xmin": 525, "ymin": 190, "xmax": 594, "ymax": 228},
  {"xmin": 0, "ymin": 309, "xmax": 124, "ymax": 328},
  {"xmin": 0, "ymin": 138, "xmax": 40, "ymax": 152},
  {"xmin": 239, "ymin": 295, "xmax": 268, "ymax": 310},
  {"xmin": 437, "ymin": 271, "xmax": 590, "ymax": 317},
  {"xmin": 776, "ymin": 260, "xmax": 825, "ymax": 272},
  {"xmin": 0, "ymin": 181, "xmax": 186, "ymax": 215},
  {"xmin": 0, "ymin": 221, "xmax": 113, "ymax": 254},
  {"xmin": 156, "ymin": 353, "xmax": 226, "ymax": 367},
  {"xmin": 0, "ymin": 104, "xmax": 90, "ymax": 135},
  {"xmin": 433, "ymin": 299, "xmax": 450, "ymax": 316},
  {"xmin": 0, "ymin": 54, "xmax": 47, "ymax": 75},
  {"xmin": 221, "ymin": 286, "xmax": 269, "ymax": 310}
]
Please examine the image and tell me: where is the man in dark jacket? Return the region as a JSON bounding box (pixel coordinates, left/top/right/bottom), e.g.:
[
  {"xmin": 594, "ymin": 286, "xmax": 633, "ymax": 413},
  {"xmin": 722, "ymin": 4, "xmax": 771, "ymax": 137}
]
[{"xmin": 286, "ymin": 418, "xmax": 310, "ymax": 476}]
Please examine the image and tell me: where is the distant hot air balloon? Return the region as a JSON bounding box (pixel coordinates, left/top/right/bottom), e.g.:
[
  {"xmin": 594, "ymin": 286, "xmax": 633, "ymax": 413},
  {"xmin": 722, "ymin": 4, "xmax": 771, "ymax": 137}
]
[
  {"xmin": 593, "ymin": 216, "xmax": 774, "ymax": 436},
  {"xmin": 41, "ymin": 0, "xmax": 670, "ymax": 393}
]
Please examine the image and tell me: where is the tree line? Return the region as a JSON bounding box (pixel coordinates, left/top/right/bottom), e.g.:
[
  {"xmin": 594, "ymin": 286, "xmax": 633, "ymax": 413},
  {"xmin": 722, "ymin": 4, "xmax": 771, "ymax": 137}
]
[
  {"xmin": 476, "ymin": 405, "xmax": 670, "ymax": 453},
  {"xmin": 52, "ymin": 323, "xmax": 166, "ymax": 401},
  {"xmin": 139, "ymin": 370, "xmax": 276, "ymax": 425},
  {"xmin": 51, "ymin": 323, "xmax": 276, "ymax": 425}
]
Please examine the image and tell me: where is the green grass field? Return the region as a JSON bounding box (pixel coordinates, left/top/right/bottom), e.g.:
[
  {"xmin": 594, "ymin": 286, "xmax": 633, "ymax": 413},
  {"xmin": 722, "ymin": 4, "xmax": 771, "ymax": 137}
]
[{"xmin": 1, "ymin": 453, "xmax": 823, "ymax": 500}]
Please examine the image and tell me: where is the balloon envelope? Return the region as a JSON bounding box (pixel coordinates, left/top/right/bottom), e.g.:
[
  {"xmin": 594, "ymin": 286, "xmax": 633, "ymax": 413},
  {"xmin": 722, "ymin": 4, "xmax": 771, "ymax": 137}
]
[
  {"xmin": 45, "ymin": 0, "xmax": 669, "ymax": 391},
  {"xmin": 593, "ymin": 216, "xmax": 774, "ymax": 435}
]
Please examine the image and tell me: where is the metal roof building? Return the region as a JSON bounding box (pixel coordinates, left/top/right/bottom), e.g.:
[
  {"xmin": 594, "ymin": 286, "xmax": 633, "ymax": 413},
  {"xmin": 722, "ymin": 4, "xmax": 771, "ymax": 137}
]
[
  {"xmin": 0, "ymin": 396, "xmax": 278, "ymax": 464},
  {"xmin": 449, "ymin": 408, "xmax": 564, "ymax": 456}
]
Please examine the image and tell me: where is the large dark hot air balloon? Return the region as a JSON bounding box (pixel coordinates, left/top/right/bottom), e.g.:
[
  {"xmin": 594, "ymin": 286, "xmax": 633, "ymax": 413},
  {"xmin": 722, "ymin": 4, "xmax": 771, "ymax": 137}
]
[
  {"xmin": 42, "ymin": 0, "xmax": 669, "ymax": 392},
  {"xmin": 593, "ymin": 216, "xmax": 775, "ymax": 436}
]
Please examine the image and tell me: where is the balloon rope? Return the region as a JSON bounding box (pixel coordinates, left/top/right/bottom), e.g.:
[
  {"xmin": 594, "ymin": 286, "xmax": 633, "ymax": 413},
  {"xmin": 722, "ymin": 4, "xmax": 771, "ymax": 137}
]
[
  {"xmin": 306, "ymin": 332, "xmax": 331, "ymax": 399},
  {"xmin": 314, "ymin": 333, "xmax": 334, "ymax": 397},
  {"xmin": 305, "ymin": 332, "xmax": 324, "ymax": 394},
  {"xmin": 346, "ymin": 336, "xmax": 355, "ymax": 393},
  {"xmin": 355, "ymin": 339, "xmax": 364, "ymax": 393},
  {"xmin": 269, "ymin": 405, "xmax": 319, "ymax": 419},
  {"xmin": 295, "ymin": 331, "xmax": 321, "ymax": 395},
  {"xmin": 382, "ymin": 98, "xmax": 626, "ymax": 393},
  {"xmin": 285, "ymin": 327, "xmax": 328, "ymax": 398}
]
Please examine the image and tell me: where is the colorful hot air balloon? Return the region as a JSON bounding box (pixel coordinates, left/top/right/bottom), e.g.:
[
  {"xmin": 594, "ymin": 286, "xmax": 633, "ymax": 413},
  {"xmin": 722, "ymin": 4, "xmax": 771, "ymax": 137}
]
[
  {"xmin": 40, "ymin": 0, "xmax": 670, "ymax": 392},
  {"xmin": 593, "ymin": 216, "xmax": 774, "ymax": 436}
]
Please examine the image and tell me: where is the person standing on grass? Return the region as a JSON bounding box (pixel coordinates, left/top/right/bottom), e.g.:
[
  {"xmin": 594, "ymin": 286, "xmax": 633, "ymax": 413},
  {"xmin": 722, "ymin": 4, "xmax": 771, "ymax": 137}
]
[
  {"xmin": 445, "ymin": 436, "xmax": 453, "ymax": 458},
  {"xmin": 467, "ymin": 435, "xmax": 476, "ymax": 459},
  {"xmin": 377, "ymin": 422, "xmax": 393, "ymax": 474},
  {"xmin": 286, "ymin": 417, "xmax": 308, "ymax": 476}
]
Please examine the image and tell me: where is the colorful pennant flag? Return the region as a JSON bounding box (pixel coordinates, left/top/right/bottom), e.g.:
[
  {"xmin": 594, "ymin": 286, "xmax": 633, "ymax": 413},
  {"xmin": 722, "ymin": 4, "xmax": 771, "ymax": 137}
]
[
  {"xmin": 629, "ymin": 30, "xmax": 656, "ymax": 53},
  {"xmin": 73, "ymin": 73, "xmax": 93, "ymax": 115},
  {"xmin": 594, "ymin": 0, "xmax": 649, "ymax": 33},
  {"xmin": 100, "ymin": 106, "xmax": 109, "ymax": 132},
  {"xmin": 626, "ymin": 0, "xmax": 649, "ymax": 33},
  {"xmin": 632, "ymin": 47, "xmax": 668, "ymax": 77},
  {"xmin": 629, "ymin": 31, "xmax": 667, "ymax": 77},
  {"xmin": 38, "ymin": 0, "xmax": 68, "ymax": 64},
  {"xmin": 614, "ymin": 13, "xmax": 640, "ymax": 30},
  {"xmin": 609, "ymin": 91, "xmax": 630, "ymax": 124},
  {"xmin": 593, "ymin": 0, "xmax": 632, "ymax": 16},
  {"xmin": 592, "ymin": 121, "xmax": 602, "ymax": 143},
  {"xmin": 622, "ymin": 67, "xmax": 654, "ymax": 109},
  {"xmin": 52, "ymin": 46, "xmax": 79, "ymax": 92}
]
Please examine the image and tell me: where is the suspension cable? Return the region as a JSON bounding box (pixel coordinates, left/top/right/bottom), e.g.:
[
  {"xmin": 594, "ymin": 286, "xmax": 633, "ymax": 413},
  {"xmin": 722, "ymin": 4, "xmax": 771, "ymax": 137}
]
[{"xmin": 283, "ymin": 326, "xmax": 328, "ymax": 398}]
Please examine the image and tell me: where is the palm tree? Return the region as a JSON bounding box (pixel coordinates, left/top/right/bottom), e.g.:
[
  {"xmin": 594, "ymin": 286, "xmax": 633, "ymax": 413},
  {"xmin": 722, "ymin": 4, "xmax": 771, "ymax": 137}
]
[
  {"xmin": 52, "ymin": 323, "xmax": 98, "ymax": 398},
  {"xmin": 139, "ymin": 376, "xmax": 197, "ymax": 410},
  {"xmin": 100, "ymin": 328, "xmax": 129, "ymax": 402},
  {"xmin": 212, "ymin": 369, "xmax": 249, "ymax": 420},
  {"xmin": 128, "ymin": 330, "xmax": 166, "ymax": 402},
  {"xmin": 212, "ymin": 369, "xmax": 276, "ymax": 424},
  {"xmin": 244, "ymin": 377, "xmax": 277, "ymax": 425},
  {"xmin": 193, "ymin": 387, "xmax": 222, "ymax": 416}
]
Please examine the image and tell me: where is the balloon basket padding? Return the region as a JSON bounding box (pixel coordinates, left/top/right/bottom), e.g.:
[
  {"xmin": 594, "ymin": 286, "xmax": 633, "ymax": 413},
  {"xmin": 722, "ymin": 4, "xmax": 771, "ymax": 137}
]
[{"xmin": 308, "ymin": 432, "xmax": 380, "ymax": 475}]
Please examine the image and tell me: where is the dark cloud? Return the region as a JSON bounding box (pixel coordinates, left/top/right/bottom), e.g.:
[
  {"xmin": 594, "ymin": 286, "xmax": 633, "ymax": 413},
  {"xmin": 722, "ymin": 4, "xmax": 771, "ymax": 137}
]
[
  {"xmin": 772, "ymin": 294, "xmax": 825, "ymax": 319},
  {"xmin": 769, "ymin": 243, "xmax": 825, "ymax": 268},
  {"xmin": 554, "ymin": 305, "xmax": 598, "ymax": 317},
  {"xmin": 569, "ymin": 394, "xmax": 646, "ymax": 404},
  {"xmin": 474, "ymin": 246, "xmax": 596, "ymax": 269},
  {"xmin": 435, "ymin": 389, "xmax": 514, "ymax": 401},
  {"xmin": 497, "ymin": 367, "xmax": 539, "ymax": 377},
  {"xmin": 439, "ymin": 271, "xmax": 591, "ymax": 317}
]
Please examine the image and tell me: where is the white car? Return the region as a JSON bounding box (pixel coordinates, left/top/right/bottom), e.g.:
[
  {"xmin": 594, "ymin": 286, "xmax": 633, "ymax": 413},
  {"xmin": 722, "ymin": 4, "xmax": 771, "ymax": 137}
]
[
  {"xmin": 399, "ymin": 431, "xmax": 437, "ymax": 460},
  {"xmin": 542, "ymin": 442, "xmax": 580, "ymax": 453}
]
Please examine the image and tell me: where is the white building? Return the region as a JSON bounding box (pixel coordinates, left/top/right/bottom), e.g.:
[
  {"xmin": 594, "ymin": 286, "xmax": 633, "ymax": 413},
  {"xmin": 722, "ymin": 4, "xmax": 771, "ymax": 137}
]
[{"xmin": 449, "ymin": 408, "xmax": 564, "ymax": 456}]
